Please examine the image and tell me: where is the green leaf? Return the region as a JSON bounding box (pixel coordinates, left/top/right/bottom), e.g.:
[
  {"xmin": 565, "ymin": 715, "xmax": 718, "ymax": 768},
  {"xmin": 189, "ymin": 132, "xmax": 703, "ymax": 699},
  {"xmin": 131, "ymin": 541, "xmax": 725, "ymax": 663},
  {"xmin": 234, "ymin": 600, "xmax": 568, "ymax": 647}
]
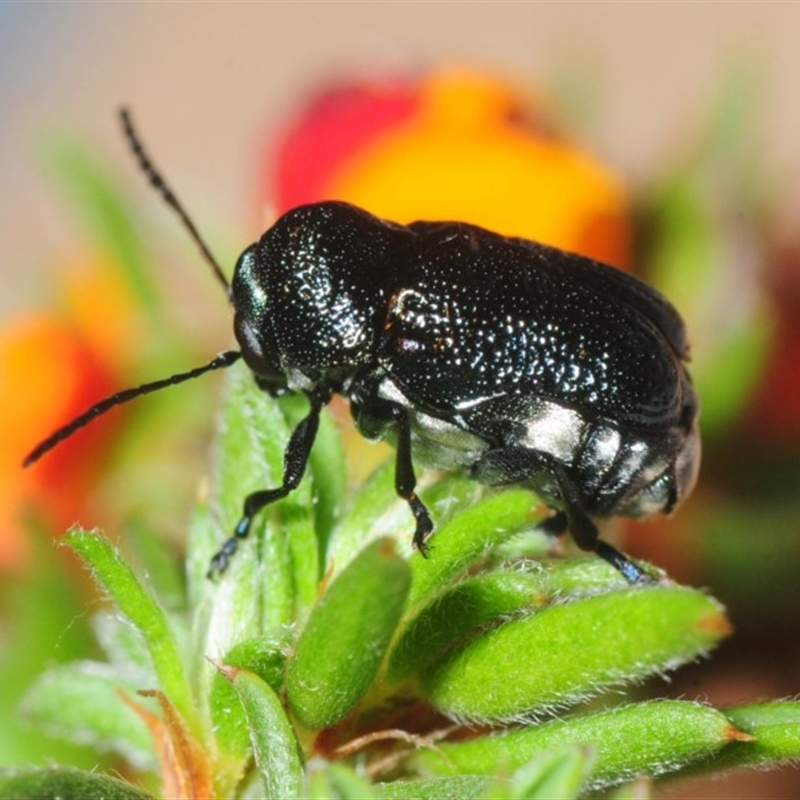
[
  {"xmin": 693, "ymin": 701, "xmax": 800, "ymax": 772},
  {"xmin": 287, "ymin": 537, "xmax": 411, "ymax": 729},
  {"xmin": 421, "ymin": 587, "xmax": 729, "ymax": 720},
  {"xmin": 210, "ymin": 637, "xmax": 287, "ymax": 758},
  {"xmin": 388, "ymin": 570, "xmax": 546, "ymax": 681},
  {"xmin": 21, "ymin": 662, "xmax": 154, "ymax": 770},
  {"xmin": 408, "ymin": 489, "xmax": 547, "ymax": 609},
  {"xmin": 0, "ymin": 767, "xmax": 155, "ymax": 800},
  {"xmin": 327, "ymin": 459, "xmax": 398, "ymax": 566},
  {"xmin": 123, "ymin": 516, "xmax": 186, "ymax": 613},
  {"xmin": 328, "ymin": 462, "xmax": 479, "ymax": 574},
  {"xmin": 308, "ymin": 763, "xmax": 377, "ymax": 799},
  {"xmin": 375, "ymin": 776, "xmax": 493, "ymax": 799},
  {"xmin": 506, "ymin": 745, "xmax": 593, "ymax": 799},
  {"xmin": 415, "ymin": 700, "xmax": 739, "ymax": 790},
  {"xmin": 474, "ymin": 746, "xmax": 592, "ymax": 799},
  {"xmin": 185, "ymin": 496, "xmax": 216, "ymax": 613},
  {"xmin": 91, "ymin": 610, "xmax": 155, "ymax": 686},
  {"xmin": 535, "ymin": 557, "xmax": 634, "ymax": 597},
  {"xmin": 390, "ymin": 558, "xmax": 635, "ymax": 683},
  {"xmin": 64, "ymin": 528, "xmax": 198, "ymax": 735},
  {"xmin": 221, "ymin": 666, "xmax": 305, "ymax": 800}
]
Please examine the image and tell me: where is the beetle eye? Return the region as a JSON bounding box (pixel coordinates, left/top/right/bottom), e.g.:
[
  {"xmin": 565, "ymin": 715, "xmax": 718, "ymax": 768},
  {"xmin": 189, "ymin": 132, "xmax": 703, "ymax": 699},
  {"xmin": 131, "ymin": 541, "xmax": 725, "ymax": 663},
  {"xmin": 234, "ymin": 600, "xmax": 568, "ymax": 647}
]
[{"xmin": 234, "ymin": 313, "xmax": 282, "ymax": 383}]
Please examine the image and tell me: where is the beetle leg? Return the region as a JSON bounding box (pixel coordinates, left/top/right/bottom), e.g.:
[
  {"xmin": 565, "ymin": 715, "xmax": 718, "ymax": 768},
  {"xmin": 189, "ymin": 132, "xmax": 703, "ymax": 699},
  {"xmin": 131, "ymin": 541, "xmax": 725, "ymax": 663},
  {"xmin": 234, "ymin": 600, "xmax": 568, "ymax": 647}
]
[
  {"xmin": 552, "ymin": 464, "xmax": 649, "ymax": 584},
  {"xmin": 207, "ymin": 389, "xmax": 327, "ymax": 578},
  {"xmin": 392, "ymin": 407, "xmax": 435, "ymax": 555},
  {"xmin": 538, "ymin": 509, "xmax": 569, "ymax": 537}
]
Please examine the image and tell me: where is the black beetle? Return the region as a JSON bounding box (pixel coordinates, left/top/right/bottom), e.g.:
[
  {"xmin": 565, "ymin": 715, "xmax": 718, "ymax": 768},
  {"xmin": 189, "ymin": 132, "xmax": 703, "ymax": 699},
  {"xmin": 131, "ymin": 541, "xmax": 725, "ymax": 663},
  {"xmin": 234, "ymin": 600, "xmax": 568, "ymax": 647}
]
[{"xmin": 25, "ymin": 110, "xmax": 700, "ymax": 584}]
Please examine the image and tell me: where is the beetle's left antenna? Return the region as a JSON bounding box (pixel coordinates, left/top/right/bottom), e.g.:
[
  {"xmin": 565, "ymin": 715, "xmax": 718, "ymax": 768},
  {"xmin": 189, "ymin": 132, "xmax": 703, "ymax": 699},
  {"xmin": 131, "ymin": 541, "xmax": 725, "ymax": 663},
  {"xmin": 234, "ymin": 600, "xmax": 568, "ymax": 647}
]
[{"xmin": 120, "ymin": 108, "xmax": 232, "ymax": 297}]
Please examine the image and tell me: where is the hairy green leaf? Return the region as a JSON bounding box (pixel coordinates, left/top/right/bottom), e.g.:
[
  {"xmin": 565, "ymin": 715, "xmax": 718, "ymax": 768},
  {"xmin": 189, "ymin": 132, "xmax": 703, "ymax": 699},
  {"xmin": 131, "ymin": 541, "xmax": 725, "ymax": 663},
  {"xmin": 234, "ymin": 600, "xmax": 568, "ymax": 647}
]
[
  {"xmin": 416, "ymin": 701, "xmax": 738, "ymax": 790},
  {"xmin": 64, "ymin": 528, "xmax": 197, "ymax": 734},
  {"xmin": 222, "ymin": 666, "xmax": 304, "ymax": 800},
  {"xmin": 0, "ymin": 767, "xmax": 154, "ymax": 800},
  {"xmin": 408, "ymin": 489, "xmax": 547, "ymax": 609},
  {"xmin": 287, "ymin": 537, "xmax": 411, "ymax": 729},
  {"xmin": 422, "ymin": 587, "xmax": 729, "ymax": 720}
]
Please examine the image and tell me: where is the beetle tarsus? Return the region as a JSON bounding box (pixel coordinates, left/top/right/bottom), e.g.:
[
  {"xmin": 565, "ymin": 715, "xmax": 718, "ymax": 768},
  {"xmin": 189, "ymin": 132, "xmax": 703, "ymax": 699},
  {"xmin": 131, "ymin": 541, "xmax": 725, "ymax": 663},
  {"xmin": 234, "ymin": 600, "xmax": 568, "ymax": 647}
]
[
  {"xmin": 538, "ymin": 510, "xmax": 569, "ymax": 537},
  {"xmin": 409, "ymin": 493, "xmax": 434, "ymax": 555},
  {"xmin": 207, "ymin": 537, "xmax": 240, "ymax": 580},
  {"xmin": 594, "ymin": 539, "xmax": 650, "ymax": 584}
]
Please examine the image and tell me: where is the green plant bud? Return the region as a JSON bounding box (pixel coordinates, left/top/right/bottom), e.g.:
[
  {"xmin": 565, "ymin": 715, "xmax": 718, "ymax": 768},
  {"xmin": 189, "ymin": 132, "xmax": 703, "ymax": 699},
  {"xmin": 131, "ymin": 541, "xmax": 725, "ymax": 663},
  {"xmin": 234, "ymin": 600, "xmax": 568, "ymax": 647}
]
[
  {"xmin": 287, "ymin": 537, "xmax": 411, "ymax": 729},
  {"xmin": 696, "ymin": 701, "xmax": 800, "ymax": 772},
  {"xmin": 421, "ymin": 587, "xmax": 729, "ymax": 721},
  {"xmin": 211, "ymin": 638, "xmax": 287, "ymax": 757}
]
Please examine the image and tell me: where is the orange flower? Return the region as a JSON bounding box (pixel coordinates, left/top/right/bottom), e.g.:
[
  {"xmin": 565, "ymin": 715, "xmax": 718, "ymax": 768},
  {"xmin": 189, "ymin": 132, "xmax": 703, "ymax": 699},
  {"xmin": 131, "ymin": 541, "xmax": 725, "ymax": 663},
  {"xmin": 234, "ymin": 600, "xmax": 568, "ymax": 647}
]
[
  {"xmin": 0, "ymin": 258, "xmax": 139, "ymax": 570},
  {"xmin": 267, "ymin": 66, "xmax": 631, "ymax": 268}
]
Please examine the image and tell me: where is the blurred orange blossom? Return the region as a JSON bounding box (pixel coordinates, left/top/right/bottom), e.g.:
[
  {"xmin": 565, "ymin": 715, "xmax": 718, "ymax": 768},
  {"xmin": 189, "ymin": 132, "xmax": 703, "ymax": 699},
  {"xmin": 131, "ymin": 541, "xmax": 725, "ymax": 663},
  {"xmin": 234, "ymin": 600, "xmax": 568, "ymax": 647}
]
[{"xmin": 268, "ymin": 66, "xmax": 631, "ymax": 269}]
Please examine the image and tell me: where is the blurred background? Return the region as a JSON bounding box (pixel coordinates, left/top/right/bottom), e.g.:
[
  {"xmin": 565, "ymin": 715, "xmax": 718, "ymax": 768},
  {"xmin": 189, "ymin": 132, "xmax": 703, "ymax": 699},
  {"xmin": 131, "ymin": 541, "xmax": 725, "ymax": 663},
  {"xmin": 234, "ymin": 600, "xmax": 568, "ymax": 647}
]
[{"xmin": 2, "ymin": 4, "xmax": 800, "ymax": 798}]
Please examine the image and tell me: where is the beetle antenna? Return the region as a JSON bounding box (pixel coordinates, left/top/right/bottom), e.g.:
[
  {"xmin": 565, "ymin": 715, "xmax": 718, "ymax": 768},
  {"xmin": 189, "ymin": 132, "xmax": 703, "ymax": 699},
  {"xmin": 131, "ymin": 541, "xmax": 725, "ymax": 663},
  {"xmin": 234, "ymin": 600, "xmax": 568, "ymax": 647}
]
[
  {"xmin": 120, "ymin": 108, "xmax": 232, "ymax": 298},
  {"xmin": 23, "ymin": 350, "xmax": 242, "ymax": 467}
]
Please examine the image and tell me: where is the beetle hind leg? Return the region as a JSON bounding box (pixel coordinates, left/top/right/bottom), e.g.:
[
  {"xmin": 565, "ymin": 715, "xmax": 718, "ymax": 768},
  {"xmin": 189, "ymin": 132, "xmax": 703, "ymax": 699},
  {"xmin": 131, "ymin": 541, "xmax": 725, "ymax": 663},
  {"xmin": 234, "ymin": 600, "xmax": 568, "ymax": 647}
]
[
  {"xmin": 552, "ymin": 464, "xmax": 650, "ymax": 584},
  {"xmin": 472, "ymin": 446, "xmax": 649, "ymax": 583}
]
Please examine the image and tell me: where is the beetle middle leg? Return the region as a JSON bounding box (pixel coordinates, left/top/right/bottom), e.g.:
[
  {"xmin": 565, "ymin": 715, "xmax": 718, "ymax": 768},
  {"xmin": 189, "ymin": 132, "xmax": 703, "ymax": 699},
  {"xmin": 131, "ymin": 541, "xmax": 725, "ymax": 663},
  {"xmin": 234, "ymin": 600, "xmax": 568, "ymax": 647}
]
[
  {"xmin": 207, "ymin": 388, "xmax": 328, "ymax": 578},
  {"xmin": 392, "ymin": 407, "xmax": 435, "ymax": 554},
  {"xmin": 351, "ymin": 396, "xmax": 435, "ymax": 554}
]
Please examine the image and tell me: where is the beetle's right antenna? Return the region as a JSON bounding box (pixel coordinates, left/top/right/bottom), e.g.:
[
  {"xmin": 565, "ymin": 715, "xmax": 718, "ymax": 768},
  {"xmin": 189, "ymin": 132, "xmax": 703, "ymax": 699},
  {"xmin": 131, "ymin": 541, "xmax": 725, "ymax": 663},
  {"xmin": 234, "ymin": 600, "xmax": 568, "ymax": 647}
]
[
  {"xmin": 23, "ymin": 350, "xmax": 242, "ymax": 468},
  {"xmin": 120, "ymin": 108, "xmax": 232, "ymax": 298}
]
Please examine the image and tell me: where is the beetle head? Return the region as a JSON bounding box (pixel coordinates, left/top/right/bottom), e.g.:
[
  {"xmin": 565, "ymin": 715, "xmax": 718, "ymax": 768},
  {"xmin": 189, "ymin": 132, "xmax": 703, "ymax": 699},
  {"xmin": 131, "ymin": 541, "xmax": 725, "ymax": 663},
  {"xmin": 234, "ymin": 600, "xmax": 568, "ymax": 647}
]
[{"xmin": 233, "ymin": 201, "xmax": 411, "ymax": 391}]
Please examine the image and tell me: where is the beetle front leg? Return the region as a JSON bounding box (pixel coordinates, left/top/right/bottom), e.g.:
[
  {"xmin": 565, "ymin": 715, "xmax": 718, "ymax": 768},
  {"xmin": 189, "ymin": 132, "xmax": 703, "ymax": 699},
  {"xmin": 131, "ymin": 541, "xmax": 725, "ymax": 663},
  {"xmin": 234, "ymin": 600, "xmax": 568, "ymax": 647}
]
[
  {"xmin": 392, "ymin": 407, "xmax": 435, "ymax": 555},
  {"xmin": 207, "ymin": 389, "xmax": 328, "ymax": 578}
]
